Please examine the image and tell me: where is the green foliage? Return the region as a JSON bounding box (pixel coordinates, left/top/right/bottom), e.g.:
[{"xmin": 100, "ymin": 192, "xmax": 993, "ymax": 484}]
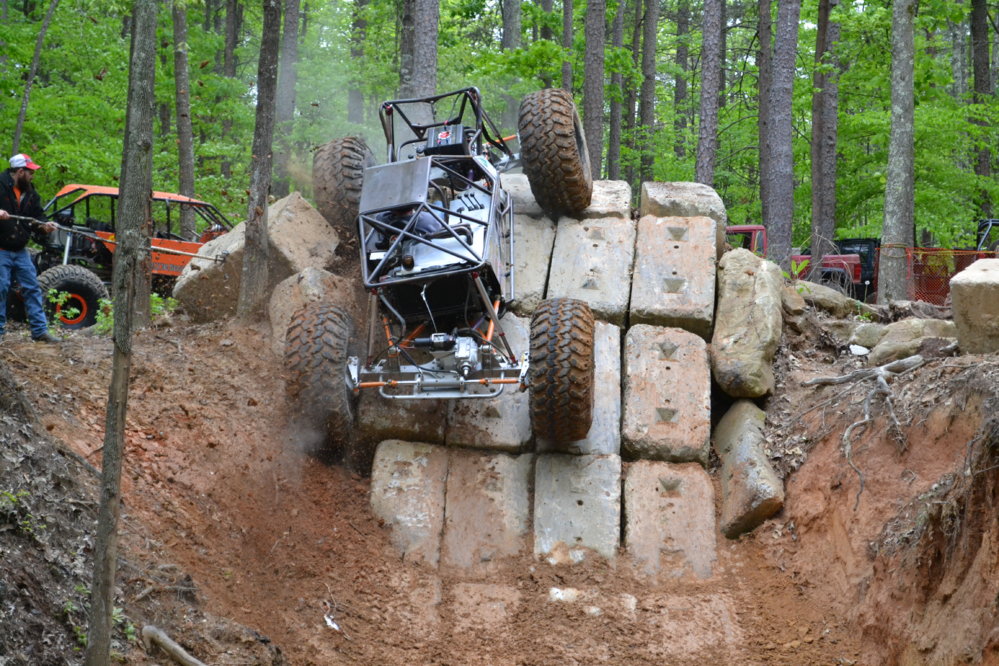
[
  {"xmin": 94, "ymin": 293, "xmax": 176, "ymax": 336},
  {"xmin": 0, "ymin": 489, "xmax": 46, "ymax": 534}
]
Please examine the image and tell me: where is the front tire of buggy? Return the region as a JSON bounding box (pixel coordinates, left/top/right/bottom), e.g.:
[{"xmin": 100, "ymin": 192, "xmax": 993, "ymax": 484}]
[
  {"xmin": 37, "ymin": 264, "xmax": 109, "ymax": 330},
  {"xmin": 518, "ymin": 89, "xmax": 593, "ymax": 218},
  {"xmin": 528, "ymin": 297, "xmax": 596, "ymax": 444},
  {"xmin": 313, "ymin": 136, "xmax": 375, "ymax": 246},
  {"xmin": 284, "ymin": 304, "xmax": 357, "ymax": 461}
]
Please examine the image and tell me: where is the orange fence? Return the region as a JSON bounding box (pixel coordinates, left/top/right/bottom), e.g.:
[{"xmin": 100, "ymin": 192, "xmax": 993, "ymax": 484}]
[{"xmin": 902, "ymin": 247, "xmax": 987, "ymax": 304}]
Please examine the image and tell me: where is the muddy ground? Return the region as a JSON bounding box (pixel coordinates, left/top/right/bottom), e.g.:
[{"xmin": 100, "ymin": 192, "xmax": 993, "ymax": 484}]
[{"xmin": 1, "ymin": 305, "xmax": 998, "ymax": 665}]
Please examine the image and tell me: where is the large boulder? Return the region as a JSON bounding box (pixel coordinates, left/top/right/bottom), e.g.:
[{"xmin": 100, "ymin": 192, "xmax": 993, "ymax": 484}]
[
  {"xmin": 950, "ymin": 258, "xmax": 999, "ymax": 354},
  {"xmin": 267, "ymin": 267, "xmax": 360, "ymax": 356},
  {"xmin": 711, "ymin": 249, "xmax": 783, "ymax": 398},
  {"xmin": 173, "ymin": 192, "xmax": 339, "ymax": 322},
  {"xmin": 867, "ymin": 318, "xmax": 957, "ymax": 365}
]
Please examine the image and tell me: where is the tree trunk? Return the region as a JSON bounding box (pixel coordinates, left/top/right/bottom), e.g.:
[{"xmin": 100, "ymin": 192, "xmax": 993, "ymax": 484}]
[
  {"xmin": 970, "ymin": 0, "xmax": 991, "ymax": 217},
  {"xmin": 347, "ymin": 0, "xmax": 368, "ymax": 124},
  {"xmin": 561, "ymin": 0, "xmax": 573, "ymax": 90},
  {"xmin": 808, "ymin": 0, "xmax": 840, "ymax": 282},
  {"xmin": 948, "ymin": 5, "xmax": 967, "ymax": 101},
  {"xmin": 878, "ymin": 0, "xmax": 915, "ymax": 304},
  {"xmin": 172, "ymin": 0, "xmax": 197, "ymax": 240},
  {"xmin": 83, "ymin": 0, "xmax": 156, "ymax": 662},
  {"xmin": 582, "ymin": 0, "xmax": 605, "ymax": 177},
  {"xmin": 11, "ymin": 0, "xmax": 59, "ymax": 154},
  {"xmin": 500, "ymin": 0, "xmax": 522, "ymax": 130},
  {"xmin": 606, "ymin": 0, "xmax": 625, "ymax": 179},
  {"xmin": 221, "ymin": 0, "xmax": 242, "ymax": 179},
  {"xmin": 637, "ymin": 0, "xmax": 657, "ymax": 184},
  {"xmin": 757, "ymin": 0, "xmax": 772, "ymax": 243},
  {"xmin": 624, "ymin": 0, "xmax": 641, "ymax": 186},
  {"xmin": 760, "ymin": 0, "xmax": 800, "ymax": 270},
  {"xmin": 398, "ymin": 0, "xmax": 438, "ymax": 98},
  {"xmin": 237, "ymin": 0, "xmax": 281, "ymax": 320},
  {"xmin": 673, "ymin": 0, "xmax": 689, "ymax": 159},
  {"xmin": 272, "ymin": 0, "xmax": 300, "ymax": 199},
  {"xmin": 695, "ymin": 0, "xmax": 722, "ymax": 185}
]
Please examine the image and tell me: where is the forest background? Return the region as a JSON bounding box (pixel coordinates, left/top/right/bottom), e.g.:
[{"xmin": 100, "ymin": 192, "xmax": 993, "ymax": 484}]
[{"xmin": 1, "ymin": 0, "xmax": 997, "ymax": 255}]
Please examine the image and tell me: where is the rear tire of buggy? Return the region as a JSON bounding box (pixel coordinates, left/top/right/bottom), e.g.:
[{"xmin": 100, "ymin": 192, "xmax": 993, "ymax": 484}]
[
  {"xmin": 528, "ymin": 297, "xmax": 595, "ymax": 444},
  {"xmin": 37, "ymin": 264, "xmax": 109, "ymax": 329},
  {"xmin": 313, "ymin": 136, "xmax": 375, "ymax": 247},
  {"xmin": 518, "ymin": 89, "xmax": 593, "ymax": 218},
  {"xmin": 284, "ymin": 304, "xmax": 357, "ymax": 462}
]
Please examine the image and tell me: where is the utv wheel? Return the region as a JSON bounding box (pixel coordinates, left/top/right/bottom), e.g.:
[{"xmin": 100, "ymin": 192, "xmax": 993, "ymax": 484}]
[
  {"xmin": 284, "ymin": 304, "xmax": 356, "ymax": 459},
  {"xmin": 37, "ymin": 265, "xmax": 109, "ymax": 329},
  {"xmin": 528, "ymin": 297, "xmax": 595, "ymax": 444},
  {"xmin": 313, "ymin": 136, "xmax": 375, "ymax": 244},
  {"xmin": 518, "ymin": 89, "xmax": 593, "ymax": 218}
]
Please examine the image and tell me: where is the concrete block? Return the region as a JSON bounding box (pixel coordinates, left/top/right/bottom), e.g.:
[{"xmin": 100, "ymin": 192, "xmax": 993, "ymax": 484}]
[
  {"xmin": 501, "ymin": 173, "xmax": 544, "ymax": 217},
  {"xmin": 629, "ymin": 215, "xmax": 716, "ymax": 338},
  {"xmin": 534, "ymin": 454, "xmax": 621, "ymax": 562},
  {"xmin": 369, "ymin": 440, "xmax": 449, "ymax": 566},
  {"xmin": 358, "ymin": 394, "xmax": 448, "ymax": 445},
  {"xmin": 546, "ymin": 216, "xmax": 637, "ymax": 325},
  {"xmin": 268, "ymin": 267, "xmax": 359, "ymax": 356},
  {"xmin": 639, "ymin": 182, "xmax": 727, "ymax": 261},
  {"xmin": 446, "ymin": 314, "xmax": 531, "ymax": 452},
  {"xmin": 578, "ymin": 180, "xmax": 632, "ymax": 219},
  {"xmin": 622, "ymin": 325, "xmax": 711, "ymax": 463},
  {"xmin": 624, "ymin": 461, "xmax": 716, "ymax": 578},
  {"xmin": 537, "ymin": 321, "xmax": 621, "ymax": 455},
  {"xmin": 949, "ymin": 258, "xmax": 999, "ymax": 353},
  {"xmin": 509, "ymin": 214, "xmax": 556, "ymax": 317},
  {"xmin": 441, "ymin": 451, "xmax": 532, "ymax": 573},
  {"xmin": 713, "ymin": 400, "xmax": 784, "ymax": 538}
]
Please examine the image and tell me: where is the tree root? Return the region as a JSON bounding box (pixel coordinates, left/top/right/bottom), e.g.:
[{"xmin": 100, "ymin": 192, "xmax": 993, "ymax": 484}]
[
  {"xmin": 141, "ymin": 625, "xmax": 206, "ymax": 666},
  {"xmin": 804, "ymin": 354, "xmax": 926, "ymax": 509}
]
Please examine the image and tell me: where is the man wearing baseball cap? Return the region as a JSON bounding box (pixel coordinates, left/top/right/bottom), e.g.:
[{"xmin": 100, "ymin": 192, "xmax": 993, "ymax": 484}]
[{"xmin": 0, "ymin": 153, "xmax": 59, "ymax": 343}]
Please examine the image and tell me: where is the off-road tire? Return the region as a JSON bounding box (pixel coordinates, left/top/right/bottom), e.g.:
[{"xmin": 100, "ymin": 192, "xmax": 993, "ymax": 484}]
[
  {"xmin": 313, "ymin": 136, "xmax": 375, "ymax": 243},
  {"xmin": 37, "ymin": 264, "xmax": 108, "ymax": 329},
  {"xmin": 528, "ymin": 297, "xmax": 595, "ymax": 444},
  {"xmin": 284, "ymin": 304, "xmax": 356, "ymax": 460},
  {"xmin": 518, "ymin": 89, "xmax": 593, "ymax": 218}
]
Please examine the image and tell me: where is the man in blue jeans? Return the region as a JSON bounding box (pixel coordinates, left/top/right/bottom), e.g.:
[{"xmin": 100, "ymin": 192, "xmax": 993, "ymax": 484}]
[{"xmin": 0, "ymin": 153, "xmax": 58, "ymax": 343}]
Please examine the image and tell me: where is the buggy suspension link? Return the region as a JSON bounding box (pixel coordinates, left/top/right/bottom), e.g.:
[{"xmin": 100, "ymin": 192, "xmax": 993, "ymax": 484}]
[{"xmin": 7, "ymin": 214, "xmax": 228, "ymax": 263}]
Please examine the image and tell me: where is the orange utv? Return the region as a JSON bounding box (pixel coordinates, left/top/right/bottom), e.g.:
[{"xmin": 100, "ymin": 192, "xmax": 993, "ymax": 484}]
[{"xmin": 29, "ymin": 185, "xmax": 233, "ymax": 328}]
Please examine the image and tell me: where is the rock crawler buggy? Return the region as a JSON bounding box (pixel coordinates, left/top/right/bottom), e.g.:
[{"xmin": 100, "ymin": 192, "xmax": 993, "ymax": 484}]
[{"xmin": 286, "ymin": 87, "xmax": 598, "ymax": 459}]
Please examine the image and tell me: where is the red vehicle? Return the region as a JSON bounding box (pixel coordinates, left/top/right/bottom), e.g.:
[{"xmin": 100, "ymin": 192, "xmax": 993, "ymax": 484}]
[
  {"xmin": 725, "ymin": 224, "xmax": 864, "ymax": 296},
  {"xmin": 24, "ymin": 185, "xmax": 232, "ymax": 328}
]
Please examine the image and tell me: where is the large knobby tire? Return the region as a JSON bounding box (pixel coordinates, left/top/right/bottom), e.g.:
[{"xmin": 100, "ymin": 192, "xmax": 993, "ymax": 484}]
[
  {"xmin": 284, "ymin": 304, "xmax": 356, "ymax": 460},
  {"xmin": 37, "ymin": 264, "xmax": 109, "ymax": 329},
  {"xmin": 528, "ymin": 297, "xmax": 596, "ymax": 444},
  {"xmin": 518, "ymin": 89, "xmax": 593, "ymax": 218},
  {"xmin": 313, "ymin": 136, "xmax": 375, "ymax": 245}
]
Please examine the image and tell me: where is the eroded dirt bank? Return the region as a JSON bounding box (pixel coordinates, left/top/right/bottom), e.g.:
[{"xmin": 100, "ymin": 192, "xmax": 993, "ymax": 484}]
[{"xmin": 1, "ymin": 315, "xmax": 997, "ymax": 664}]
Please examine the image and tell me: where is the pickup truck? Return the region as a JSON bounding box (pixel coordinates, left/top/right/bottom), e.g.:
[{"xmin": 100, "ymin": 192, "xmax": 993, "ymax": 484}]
[{"xmin": 725, "ymin": 224, "xmax": 866, "ymax": 298}]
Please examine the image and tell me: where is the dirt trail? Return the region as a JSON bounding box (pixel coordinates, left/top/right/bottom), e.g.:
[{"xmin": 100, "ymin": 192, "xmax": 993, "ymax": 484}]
[{"xmin": 3, "ymin": 313, "xmax": 996, "ymax": 664}]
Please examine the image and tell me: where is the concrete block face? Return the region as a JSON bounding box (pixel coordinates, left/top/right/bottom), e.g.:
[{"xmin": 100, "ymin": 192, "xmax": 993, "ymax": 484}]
[
  {"xmin": 639, "ymin": 182, "xmax": 727, "ymax": 261},
  {"xmin": 712, "ymin": 249, "xmax": 783, "ymax": 398},
  {"xmin": 622, "ymin": 325, "xmax": 711, "ymax": 464},
  {"xmin": 268, "ymin": 267, "xmax": 358, "ymax": 356},
  {"xmin": 546, "ymin": 216, "xmax": 637, "ymax": 325},
  {"xmin": 537, "ymin": 321, "xmax": 621, "ymax": 456},
  {"xmin": 500, "ymin": 173, "xmax": 544, "ymax": 217},
  {"xmin": 533, "ymin": 454, "xmax": 621, "ymax": 562},
  {"xmin": 579, "ymin": 180, "xmax": 632, "ymax": 219},
  {"xmin": 624, "ymin": 461, "xmax": 716, "ymax": 578},
  {"xmin": 713, "ymin": 400, "xmax": 784, "ymax": 538},
  {"xmin": 629, "ymin": 215, "xmax": 716, "ymax": 338},
  {"xmin": 369, "ymin": 440, "xmax": 449, "ymax": 566},
  {"xmin": 509, "ymin": 214, "xmax": 556, "ymax": 317},
  {"xmin": 358, "ymin": 393, "xmax": 448, "ymax": 444},
  {"xmin": 446, "ymin": 314, "xmax": 531, "ymax": 452},
  {"xmin": 440, "ymin": 451, "xmax": 533, "ymax": 573},
  {"xmin": 949, "ymin": 259, "xmax": 999, "ymax": 353}
]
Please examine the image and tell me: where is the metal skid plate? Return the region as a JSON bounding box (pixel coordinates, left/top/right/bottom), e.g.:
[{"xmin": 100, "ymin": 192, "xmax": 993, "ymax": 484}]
[{"xmin": 347, "ymin": 350, "xmax": 529, "ymax": 400}]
